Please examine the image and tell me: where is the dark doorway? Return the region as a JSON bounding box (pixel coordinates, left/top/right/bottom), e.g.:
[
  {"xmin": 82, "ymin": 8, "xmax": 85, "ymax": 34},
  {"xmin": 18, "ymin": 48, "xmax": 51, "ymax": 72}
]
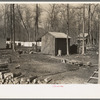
[
  {"xmin": 70, "ymin": 44, "xmax": 78, "ymax": 54},
  {"xmin": 55, "ymin": 38, "xmax": 67, "ymax": 55}
]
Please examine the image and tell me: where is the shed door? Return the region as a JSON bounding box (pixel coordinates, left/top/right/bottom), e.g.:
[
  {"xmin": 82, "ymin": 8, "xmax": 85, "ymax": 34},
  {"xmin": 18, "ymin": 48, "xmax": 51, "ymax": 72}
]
[{"xmin": 55, "ymin": 38, "xmax": 67, "ymax": 55}]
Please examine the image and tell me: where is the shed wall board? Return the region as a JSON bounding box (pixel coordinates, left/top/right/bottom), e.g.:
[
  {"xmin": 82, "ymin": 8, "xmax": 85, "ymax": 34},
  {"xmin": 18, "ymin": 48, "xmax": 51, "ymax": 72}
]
[
  {"xmin": 41, "ymin": 33, "xmax": 55, "ymax": 55},
  {"xmin": 0, "ymin": 38, "xmax": 6, "ymax": 49}
]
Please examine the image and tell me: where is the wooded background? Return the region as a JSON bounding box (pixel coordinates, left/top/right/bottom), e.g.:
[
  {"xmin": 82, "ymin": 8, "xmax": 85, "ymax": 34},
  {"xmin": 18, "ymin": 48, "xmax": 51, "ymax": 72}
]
[{"xmin": 0, "ymin": 4, "xmax": 99, "ymax": 46}]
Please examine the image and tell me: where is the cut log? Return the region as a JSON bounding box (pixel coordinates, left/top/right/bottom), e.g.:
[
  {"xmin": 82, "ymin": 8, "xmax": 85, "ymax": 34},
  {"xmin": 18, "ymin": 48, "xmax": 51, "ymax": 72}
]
[
  {"xmin": 78, "ymin": 61, "xmax": 83, "ymax": 66},
  {"xmin": 4, "ymin": 72, "xmax": 13, "ymax": 79},
  {"xmin": 13, "ymin": 78, "xmax": 20, "ymax": 84},
  {"xmin": 90, "ymin": 77, "xmax": 98, "ymax": 80},
  {"xmin": 0, "ymin": 72, "xmax": 3, "ymax": 79},
  {"xmin": 44, "ymin": 77, "xmax": 52, "ymax": 83},
  {"xmin": 20, "ymin": 77, "xmax": 27, "ymax": 84},
  {"xmin": 29, "ymin": 76, "xmax": 38, "ymax": 83},
  {"xmin": 15, "ymin": 64, "xmax": 20, "ymax": 69},
  {"xmin": 26, "ymin": 78, "xmax": 30, "ymax": 83},
  {"xmin": 66, "ymin": 59, "xmax": 70, "ymax": 63},
  {"xmin": 87, "ymin": 61, "xmax": 92, "ymax": 66},
  {"xmin": 0, "ymin": 68, "xmax": 9, "ymax": 71},
  {"xmin": 61, "ymin": 59, "xmax": 66, "ymax": 63},
  {"xmin": 94, "ymin": 71, "xmax": 98, "ymax": 74},
  {"xmin": 32, "ymin": 78, "xmax": 37, "ymax": 84},
  {"xmin": 37, "ymin": 80, "xmax": 42, "ymax": 84},
  {"xmin": 29, "ymin": 51, "xmax": 34, "ymax": 54},
  {"xmin": 8, "ymin": 80, "xmax": 13, "ymax": 84},
  {"xmin": 0, "ymin": 63, "xmax": 8, "ymax": 68},
  {"xmin": 0, "ymin": 70, "xmax": 10, "ymax": 74},
  {"xmin": 0, "ymin": 80, "xmax": 2, "ymax": 84}
]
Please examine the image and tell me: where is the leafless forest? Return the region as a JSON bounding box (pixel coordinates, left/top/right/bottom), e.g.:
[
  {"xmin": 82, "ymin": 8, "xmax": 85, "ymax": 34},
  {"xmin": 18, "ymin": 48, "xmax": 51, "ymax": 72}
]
[{"xmin": 0, "ymin": 3, "xmax": 99, "ymax": 84}]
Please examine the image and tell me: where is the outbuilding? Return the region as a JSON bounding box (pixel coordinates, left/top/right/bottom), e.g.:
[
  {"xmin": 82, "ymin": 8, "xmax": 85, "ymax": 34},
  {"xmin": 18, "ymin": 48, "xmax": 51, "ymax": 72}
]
[
  {"xmin": 41, "ymin": 32, "xmax": 71, "ymax": 56},
  {"xmin": 77, "ymin": 33, "xmax": 88, "ymax": 54},
  {"xmin": 77, "ymin": 33, "xmax": 88, "ymax": 46}
]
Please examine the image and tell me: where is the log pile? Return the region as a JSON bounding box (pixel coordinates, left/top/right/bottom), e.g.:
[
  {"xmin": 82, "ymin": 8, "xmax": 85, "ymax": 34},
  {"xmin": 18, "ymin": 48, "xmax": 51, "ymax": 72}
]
[
  {"xmin": 0, "ymin": 58, "xmax": 52, "ymax": 84},
  {"xmin": 61, "ymin": 59, "xmax": 92, "ymax": 67},
  {"xmin": 0, "ymin": 71, "xmax": 52, "ymax": 84},
  {"xmin": 0, "ymin": 61, "xmax": 10, "ymax": 73}
]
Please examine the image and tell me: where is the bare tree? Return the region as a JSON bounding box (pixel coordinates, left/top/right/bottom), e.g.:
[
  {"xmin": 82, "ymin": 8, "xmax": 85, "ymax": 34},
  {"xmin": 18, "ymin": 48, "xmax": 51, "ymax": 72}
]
[
  {"xmin": 87, "ymin": 4, "xmax": 99, "ymax": 45},
  {"xmin": 10, "ymin": 4, "xmax": 15, "ymax": 51},
  {"xmin": 34, "ymin": 4, "xmax": 39, "ymax": 52},
  {"xmin": 10, "ymin": 4, "xmax": 13, "ymax": 49},
  {"xmin": 3, "ymin": 5, "xmax": 7, "ymax": 39},
  {"xmin": 98, "ymin": 14, "xmax": 100, "ymax": 84},
  {"xmin": 88, "ymin": 4, "xmax": 91, "ymax": 45},
  {"xmin": 45, "ymin": 4, "xmax": 60, "ymax": 32},
  {"xmin": 66, "ymin": 4, "xmax": 69, "ymax": 55},
  {"xmin": 82, "ymin": 4, "xmax": 85, "ymax": 55},
  {"xmin": 2, "ymin": 4, "xmax": 10, "ymax": 39},
  {"xmin": 12, "ymin": 4, "xmax": 16, "ymax": 51},
  {"xmin": 24, "ymin": 6, "xmax": 33, "ymax": 42},
  {"xmin": 17, "ymin": 4, "xmax": 29, "ymax": 42}
]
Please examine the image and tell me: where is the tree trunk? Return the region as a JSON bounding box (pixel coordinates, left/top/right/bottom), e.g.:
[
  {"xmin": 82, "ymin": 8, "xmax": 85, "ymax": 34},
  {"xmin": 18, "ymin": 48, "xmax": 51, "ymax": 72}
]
[
  {"xmin": 10, "ymin": 4, "xmax": 13, "ymax": 49},
  {"xmin": 97, "ymin": 15, "xmax": 99, "ymax": 45},
  {"xmin": 17, "ymin": 5, "xmax": 29, "ymax": 42},
  {"xmin": 88, "ymin": 4, "xmax": 91, "ymax": 45},
  {"xmin": 82, "ymin": 4, "xmax": 85, "ymax": 55},
  {"xmin": 66, "ymin": 4, "xmax": 69, "ymax": 55},
  {"xmin": 98, "ymin": 14, "xmax": 100, "ymax": 84},
  {"xmin": 12, "ymin": 4, "xmax": 15, "ymax": 51},
  {"xmin": 35, "ymin": 4, "xmax": 39, "ymax": 52},
  {"xmin": 4, "ymin": 5, "xmax": 7, "ymax": 39},
  {"xmin": 78, "ymin": 9, "xmax": 81, "ymax": 53}
]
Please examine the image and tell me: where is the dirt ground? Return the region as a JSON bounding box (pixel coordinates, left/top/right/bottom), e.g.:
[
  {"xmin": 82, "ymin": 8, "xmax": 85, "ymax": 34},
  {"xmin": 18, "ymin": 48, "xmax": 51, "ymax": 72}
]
[{"xmin": 0, "ymin": 48, "xmax": 98, "ymax": 84}]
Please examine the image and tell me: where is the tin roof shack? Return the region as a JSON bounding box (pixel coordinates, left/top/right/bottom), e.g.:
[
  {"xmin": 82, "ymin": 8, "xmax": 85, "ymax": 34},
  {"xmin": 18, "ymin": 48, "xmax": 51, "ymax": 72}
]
[
  {"xmin": 41, "ymin": 32, "xmax": 71, "ymax": 56},
  {"xmin": 0, "ymin": 38, "xmax": 6, "ymax": 49},
  {"xmin": 77, "ymin": 33, "xmax": 88, "ymax": 54},
  {"xmin": 77, "ymin": 33, "xmax": 88, "ymax": 46}
]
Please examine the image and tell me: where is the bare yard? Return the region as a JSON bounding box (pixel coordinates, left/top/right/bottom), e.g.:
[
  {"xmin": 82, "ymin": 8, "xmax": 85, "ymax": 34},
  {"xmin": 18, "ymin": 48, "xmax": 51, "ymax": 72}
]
[{"xmin": 0, "ymin": 49, "xmax": 98, "ymax": 84}]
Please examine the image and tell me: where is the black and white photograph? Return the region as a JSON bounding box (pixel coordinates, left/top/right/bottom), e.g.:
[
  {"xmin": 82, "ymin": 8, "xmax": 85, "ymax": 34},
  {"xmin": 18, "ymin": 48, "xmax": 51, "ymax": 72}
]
[{"xmin": 0, "ymin": 2, "xmax": 99, "ymax": 85}]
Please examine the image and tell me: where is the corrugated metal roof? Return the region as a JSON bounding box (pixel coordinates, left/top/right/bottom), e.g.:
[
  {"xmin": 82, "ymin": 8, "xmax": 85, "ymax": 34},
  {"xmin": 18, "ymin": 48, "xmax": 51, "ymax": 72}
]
[
  {"xmin": 49, "ymin": 32, "xmax": 71, "ymax": 38},
  {"xmin": 77, "ymin": 33, "xmax": 88, "ymax": 38}
]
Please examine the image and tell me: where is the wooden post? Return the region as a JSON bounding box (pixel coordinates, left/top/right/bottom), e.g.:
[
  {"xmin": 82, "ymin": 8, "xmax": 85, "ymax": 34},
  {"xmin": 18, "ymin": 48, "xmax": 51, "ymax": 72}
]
[{"xmin": 98, "ymin": 14, "xmax": 100, "ymax": 84}]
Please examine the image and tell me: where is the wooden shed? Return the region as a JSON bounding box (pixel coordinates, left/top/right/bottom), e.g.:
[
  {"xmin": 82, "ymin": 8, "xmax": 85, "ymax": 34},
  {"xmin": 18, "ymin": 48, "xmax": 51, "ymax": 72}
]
[
  {"xmin": 41, "ymin": 32, "xmax": 71, "ymax": 56},
  {"xmin": 77, "ymin": 33, "xmax": 88, "ymax": 54},
  {"xmin": 77, "ymin": 33, "xmax": 88, "ymax": 46}
]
